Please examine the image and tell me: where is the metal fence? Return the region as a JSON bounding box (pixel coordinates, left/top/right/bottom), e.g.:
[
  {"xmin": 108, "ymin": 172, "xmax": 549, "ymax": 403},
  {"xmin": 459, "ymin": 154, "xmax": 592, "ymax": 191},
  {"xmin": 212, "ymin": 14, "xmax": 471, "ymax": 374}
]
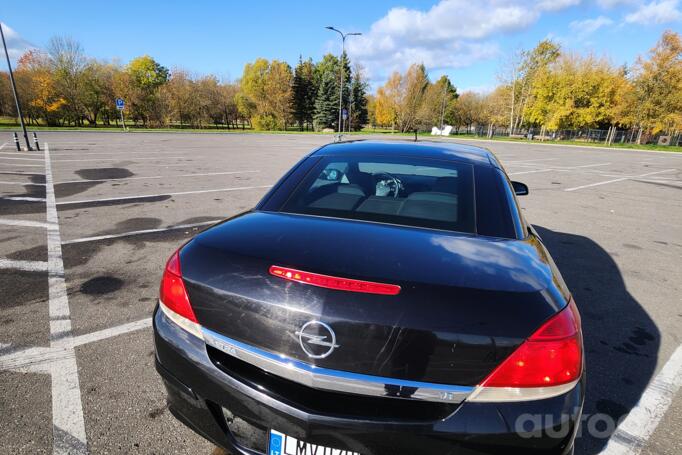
[{"xmin": 453, "ymin": 125, "xmax": 681, "ymax": 147}]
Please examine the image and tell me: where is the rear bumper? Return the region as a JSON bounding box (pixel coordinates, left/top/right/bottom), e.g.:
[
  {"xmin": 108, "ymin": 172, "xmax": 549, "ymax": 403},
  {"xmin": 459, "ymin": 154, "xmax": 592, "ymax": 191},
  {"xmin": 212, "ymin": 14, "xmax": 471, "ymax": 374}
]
[{"xmin": 153, "ymin": 305, "xmax": 584, "ymax": 455}]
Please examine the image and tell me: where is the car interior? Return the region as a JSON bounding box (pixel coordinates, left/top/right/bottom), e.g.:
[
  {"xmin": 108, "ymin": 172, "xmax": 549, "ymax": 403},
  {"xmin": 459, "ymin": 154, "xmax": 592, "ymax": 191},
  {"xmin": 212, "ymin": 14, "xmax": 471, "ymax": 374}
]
[{"xmin": 286, "ymin": 160, "xmax": 476, "ymax": 231}]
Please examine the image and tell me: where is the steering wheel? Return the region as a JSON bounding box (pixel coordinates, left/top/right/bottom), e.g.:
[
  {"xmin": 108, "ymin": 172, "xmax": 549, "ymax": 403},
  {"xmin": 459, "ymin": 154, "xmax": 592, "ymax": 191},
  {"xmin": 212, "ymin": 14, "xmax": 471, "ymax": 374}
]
[{"xmin": 373, "ymin": 172, "xmax": 403, "ymax": 198}]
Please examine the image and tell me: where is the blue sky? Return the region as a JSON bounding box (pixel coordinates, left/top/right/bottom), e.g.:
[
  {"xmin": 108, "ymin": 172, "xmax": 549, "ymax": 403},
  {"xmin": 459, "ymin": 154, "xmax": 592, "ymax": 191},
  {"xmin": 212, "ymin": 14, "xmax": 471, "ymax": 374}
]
[{"xmin": 1, "ymin": 0, "xmax": 681, "ymax": 92}]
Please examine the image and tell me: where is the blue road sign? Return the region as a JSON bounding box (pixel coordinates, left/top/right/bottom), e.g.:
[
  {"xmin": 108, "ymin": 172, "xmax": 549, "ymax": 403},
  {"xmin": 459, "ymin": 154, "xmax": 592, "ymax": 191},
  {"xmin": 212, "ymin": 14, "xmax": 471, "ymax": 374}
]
[
  {"xmin": 116, "ymin": 98, "xmax": 125, "ymax": 110},
  {"xmin": 342, "ymin": 108, "xmax": 348, "ymax": 120}
]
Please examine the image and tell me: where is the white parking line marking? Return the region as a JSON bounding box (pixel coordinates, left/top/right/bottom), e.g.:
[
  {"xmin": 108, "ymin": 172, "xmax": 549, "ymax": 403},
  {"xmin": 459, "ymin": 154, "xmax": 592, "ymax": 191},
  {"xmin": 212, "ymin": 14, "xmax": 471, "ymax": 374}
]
[
  {"xmin": 0, "ymin": 180, "xmax": 46, "ymax": 186},
  {"xmin": 52, "ymin": 156, "xmax": 186, "ymax": 163},
  {"xmin": 0, "ymin": 171, "xmax": 45, "ymax": 176},
  {"xmin": 1, "ymin": 196, "xmax": 46, "ymax": 202},
  {"xmin": 0, "ymin": 162, "xmax": 44, "ymax": 167},
  {"xmin": 504, "ymin": 158, "xmax": 558, "ymax": 164},
  {"xmin": 0, "ymin": 258, "xmax": 49, "ymax": 272},
  {"xmin": 0, "ymin": 142, "xmax": 6, "ymax": 150},
  {"xmin": 61, "ymin": 220, "xmax": 222, "ymax": 245},
  {"xmin": 565, "ymin": 169, "xmax": 677, "ymax": 192},
  {"xmin": 55, "ymin": 170, "xmax": 259, "ymax": 185},
  {"xmin": 0, "ymin": 218, "xmax": 54, "ymax": 228},
  {"xmin": 600, "ymin": 344, "xmax": 682, "ymax": 455},
  {"xmin": 0, "ymin": 345, "xmax": 68, "ymax": 374},
  {"xmin": 56, "ymin": 184, "xmax": 271, "ymax": 206},
  {"xmin": 568, "ymin": 162, "xmax": 612, "ymax": 169},
  {"xmin": 44, "ymin": 143, "xmax": 88, "ymax": 455},
  {"xmin": 70, "ymin": 318, "xmax": 152, "ymax": 347},
  {"xmin": 50, "ymin": 151, "xmax": 181, "ymax": 156},
  {"xmin": 0, "ymin": 156, "xmax": 45, "ymax": 161},
  {"xmin": 0, "ymin": 318, "xmax": 152, "ymax": 373},
  {"xmin": 509, "ymin": 169, "xmax": 554, "ymax": 176},
  {"xmin": 0, "ymin": 152, "xmax": 41, "ymax": 157}
]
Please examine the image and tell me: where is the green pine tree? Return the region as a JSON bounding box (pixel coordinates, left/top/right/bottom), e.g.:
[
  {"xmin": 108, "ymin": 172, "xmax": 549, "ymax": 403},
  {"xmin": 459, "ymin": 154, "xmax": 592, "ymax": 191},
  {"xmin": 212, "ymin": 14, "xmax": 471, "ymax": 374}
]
[
  {"xmin": 350, "ymin": 71, "xmax": 369, "ymax": 131},
  {"xmin": 291, "ymin": 57, "xmax": 316, "ymax": 131},
  {"xmin": 313, "ymin": 70, "xmax": 339, "ymax": 130}
]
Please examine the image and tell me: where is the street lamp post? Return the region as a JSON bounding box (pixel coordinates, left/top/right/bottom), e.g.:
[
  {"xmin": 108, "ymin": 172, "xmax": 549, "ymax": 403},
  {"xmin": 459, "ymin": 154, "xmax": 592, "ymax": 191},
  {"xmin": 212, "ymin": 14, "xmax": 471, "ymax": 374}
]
[
  {"xmin": 0, "ymin": 22, "xmax": 31, "ymax": 151},
  {"xmin": 325, "ymin": 26, "xmax": 361, "ymax": 138}
]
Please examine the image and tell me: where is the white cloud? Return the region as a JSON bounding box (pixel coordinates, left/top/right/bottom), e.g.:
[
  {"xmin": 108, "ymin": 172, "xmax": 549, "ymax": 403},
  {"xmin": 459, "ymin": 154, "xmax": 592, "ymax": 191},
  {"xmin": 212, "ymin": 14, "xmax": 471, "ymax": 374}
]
[
  {"xmin": 346, "ymin": 0, "xmax": 579, "ymax": 82},
  {"xmin": 596, "ymin": 0, "xmax": 639, "ymax": 8},
  {"xmin": 624, "ymin": 0, "xmax": 682, "ymax": 24},
  {"xmin": 538, "ymin": 0, "xmax": 582, "ymax": 11},
  {"xmin": 569, "ymin": 15, "xmax": 614, "ymax": 36},
  {"xmin": 0, "ymin": 22, "xmax": 36, "ymax": 62}
]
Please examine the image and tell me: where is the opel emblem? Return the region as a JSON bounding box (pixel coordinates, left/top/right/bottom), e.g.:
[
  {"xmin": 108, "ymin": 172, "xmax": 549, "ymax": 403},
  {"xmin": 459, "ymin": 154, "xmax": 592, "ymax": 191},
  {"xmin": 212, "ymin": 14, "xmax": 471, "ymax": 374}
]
[{"xmin": 295, "ymin": 321, "xmax": 339, "ymax": 359}]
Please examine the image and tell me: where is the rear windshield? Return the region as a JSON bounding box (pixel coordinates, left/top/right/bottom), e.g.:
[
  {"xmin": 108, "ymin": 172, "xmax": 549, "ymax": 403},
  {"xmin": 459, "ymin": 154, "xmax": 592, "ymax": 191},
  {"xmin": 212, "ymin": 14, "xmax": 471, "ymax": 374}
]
[{"xmin": 280, "ymin": 156, "xmax": 476, "ymax": 233}]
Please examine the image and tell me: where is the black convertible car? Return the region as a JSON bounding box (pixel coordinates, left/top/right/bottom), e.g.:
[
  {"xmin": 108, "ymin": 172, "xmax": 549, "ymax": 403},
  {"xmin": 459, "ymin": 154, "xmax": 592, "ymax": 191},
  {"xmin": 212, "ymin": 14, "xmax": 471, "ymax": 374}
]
[{"xmin": 154, "ymin": 140, "xmax": 584, "ymax": 455}]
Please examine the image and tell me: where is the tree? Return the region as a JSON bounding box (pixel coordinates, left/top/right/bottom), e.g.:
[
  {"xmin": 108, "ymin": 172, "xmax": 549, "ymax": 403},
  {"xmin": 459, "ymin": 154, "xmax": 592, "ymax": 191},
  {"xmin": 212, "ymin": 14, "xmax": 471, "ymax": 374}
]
[
  {"xmin": 291, "ymin": 57, "xmax": 316, "ymax": 130},
  {"xmin": 374, "ymin": 72, "xmax": 401, "ymax": 129},
  {"xmin": 47, "ymin": 36, "xmax": 86, "ymax": 125},
  {"xmin": 267, "ymin": 60, "xmax": 293, "ymax": 129},
  {"xmin": 241, "ymin": 58, "xmax": 292, "ymax": 130},
  {"xmin": 165, "ymin": 69, "xmax": 199, "ymax": 126},
  {"xmin": 80, "ymin": 61, "xmax": 116, "ymax": 126},
  {"xmin": 499, "ymin": 39, "xmax": 561, "ymax": 133},
  {"xmin": 349, "ymin": 65, "xmax": 369, "ymax": 131},
  {"xmin": 416, "ymin": 75, "xmax": 457, "ymax": 130},
  {"xmin": 313, "ymin": 53, "xmax": 351, "ymax": 131},
  {"xmin": 633, "ymin": 30, "xmax": 682, "ymax": 136},
  {"xmin": 366, "ymin": 94, "xmax": 377, "ymax": 128},
  {"xmin": 525, "ymin": 53, "xmax": 626, "ymax": 131},
  {"xmin": 313, "ymin": 70, "xmax": 338, "ymax": 130},
  {"xmin": 396, "ymin": 64, "xmax": 429, "ymax": 132},
  {"xmin": 450, "ymin": 91, "xmax": 487, "ymax": 131},
  {"xmin": 121, "ymin": 55, "xmax": 169, "ymax": 126},
  {"xmin": 15, "ymin": 50, "xmax": 64, "ymax": 126}
]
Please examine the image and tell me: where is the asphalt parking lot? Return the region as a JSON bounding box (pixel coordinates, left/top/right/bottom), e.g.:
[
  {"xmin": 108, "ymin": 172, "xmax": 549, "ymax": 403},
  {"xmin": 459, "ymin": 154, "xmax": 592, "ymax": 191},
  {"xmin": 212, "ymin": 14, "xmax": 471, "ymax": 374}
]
[{"xmin": 1, "ymin": 131, "xmax": 681, "ymax": 455}]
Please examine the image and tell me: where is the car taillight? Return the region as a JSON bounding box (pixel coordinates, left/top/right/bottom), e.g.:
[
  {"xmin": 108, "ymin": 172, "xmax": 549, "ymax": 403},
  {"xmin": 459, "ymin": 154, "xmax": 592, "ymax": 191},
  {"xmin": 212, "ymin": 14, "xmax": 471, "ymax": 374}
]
[
  {"xmin": 159, "ymin": 249, "xmax": 198, "ymax": 323},
  {"xmin": 469, "ymin": 299, "xmax": 583, "ymax": 402},
  {"xmin": 269, "ymin": 265, "xmax": 401, "ymax": 295}
]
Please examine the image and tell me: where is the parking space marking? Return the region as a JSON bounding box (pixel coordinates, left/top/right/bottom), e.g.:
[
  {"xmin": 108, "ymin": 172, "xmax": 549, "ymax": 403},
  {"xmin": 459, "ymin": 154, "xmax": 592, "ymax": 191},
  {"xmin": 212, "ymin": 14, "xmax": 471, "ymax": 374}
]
[
  {"xmin": 70, "ymin": 318, "xmax": 152, "ymax": 347},
  {"xmin": 565, "ymin": 169, "xmax": 677, "ymax": 192},
  {"xmin": 0, "ymin": 152, "xmax": 41, "ymax": 157},
  {"xmin": 509, "ymin": 169, "xmax": 554, "ymax": 176},
  {"xmin": 0, "ymin": 218, "xmax": 54, "ymax": 228},
  {"xmin": 43, "ymin": 143, "xmax": 88, "ymax": 455},
  {"xmin": 0, "ymin": 180, "xmax": 46, "ymax": 186},
  {"xmin": 61, "ymin": 220, "xmax": 221, "ymax": 245},
  {"xmin": 1, "ymin": 162, "xmax": 44, "ymax": 167},
  {"xmin": 0, "ymin": 171, "xmax": 45, "ymax": 177},
  {"xmin": 49, "ymin": 162, "xmax": 201, "ymax": 169},
  {"xmin": 55, "ymin": 184, "xmax": 272, "ymax": 206},
  {"xmin": 0, "ymin": 156, "xmax": 45, "ymax": 161},
  {"xmin": 51, "ymin": 156, "xmax": 187, "ymax": 163},
  {"xmin": 0, "ymin": 258, "xmax": 49, "ymax": 272},
  {"xmin": 508, "ymin": 163, "xmax": 614, "ymax": 177},
  {"xmin": 600, "ymin": 343, "xmax": 682, "ymax": 455},
  {"xmin": 55, "ymin": 170, "xmax": 259, "ymax": 185},
  {"xmin": 1, "ymin": 196, "xmax": 46, "ymax": 202},
  {"xmin": 49, "ymin": 151, "xmax": 186, "ymax": 156},
  {"xmin": 503, "ymin": 158, "xmax": 558, "ymax": 164},
  {"xmin": 0, "ymin": 142, "xmax": 6, "ymax": 150},
  {"xmin": 0, "ymin": 318, "xmax": 151, "ymax": 373}
]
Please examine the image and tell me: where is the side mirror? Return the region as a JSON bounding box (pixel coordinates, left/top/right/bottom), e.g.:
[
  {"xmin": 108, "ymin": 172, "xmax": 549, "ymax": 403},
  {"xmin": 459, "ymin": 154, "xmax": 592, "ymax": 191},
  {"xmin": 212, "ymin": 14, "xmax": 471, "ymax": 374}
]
[{"xmin": 511, "ymin": 181, "xmax": 529, "ymax": 196}]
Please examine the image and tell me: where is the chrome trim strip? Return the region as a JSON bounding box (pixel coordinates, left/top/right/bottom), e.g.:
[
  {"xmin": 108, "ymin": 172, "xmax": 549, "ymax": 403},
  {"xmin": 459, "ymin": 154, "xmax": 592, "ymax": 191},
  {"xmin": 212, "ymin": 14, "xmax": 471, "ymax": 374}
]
[
  {"xmin": 159, "ymin": 301, "xmax": 203, "ymax": 339},
  {"xmin": 202, "ymin": 327, "xmax": 473, "ymax": 404},
  {"xmin": 466, "ymin": 379, "xmax": 580, "ymax": 403}
]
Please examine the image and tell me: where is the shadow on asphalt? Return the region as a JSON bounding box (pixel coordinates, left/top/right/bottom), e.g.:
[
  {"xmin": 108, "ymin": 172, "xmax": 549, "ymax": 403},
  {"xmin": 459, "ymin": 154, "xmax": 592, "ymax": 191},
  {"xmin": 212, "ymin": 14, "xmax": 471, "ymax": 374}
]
[{"xmin": 535, "ymin": 226, "xmax": 660, "ymax": 455}]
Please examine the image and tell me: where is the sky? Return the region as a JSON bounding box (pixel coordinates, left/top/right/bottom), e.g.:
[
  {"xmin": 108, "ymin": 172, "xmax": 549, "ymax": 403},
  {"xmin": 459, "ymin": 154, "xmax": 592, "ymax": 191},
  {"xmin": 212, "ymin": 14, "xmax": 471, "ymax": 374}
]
[{"xmin": 1, "ymin": 0, "xmax": 681, "ymax": 92}]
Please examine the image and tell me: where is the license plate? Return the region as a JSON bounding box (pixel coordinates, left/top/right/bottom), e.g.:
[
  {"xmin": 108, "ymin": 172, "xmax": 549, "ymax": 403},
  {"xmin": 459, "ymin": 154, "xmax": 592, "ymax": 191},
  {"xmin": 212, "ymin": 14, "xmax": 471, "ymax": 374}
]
[{"xmin": 268, "ymin": 429, "xmax": 361, "ymax": 455}]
